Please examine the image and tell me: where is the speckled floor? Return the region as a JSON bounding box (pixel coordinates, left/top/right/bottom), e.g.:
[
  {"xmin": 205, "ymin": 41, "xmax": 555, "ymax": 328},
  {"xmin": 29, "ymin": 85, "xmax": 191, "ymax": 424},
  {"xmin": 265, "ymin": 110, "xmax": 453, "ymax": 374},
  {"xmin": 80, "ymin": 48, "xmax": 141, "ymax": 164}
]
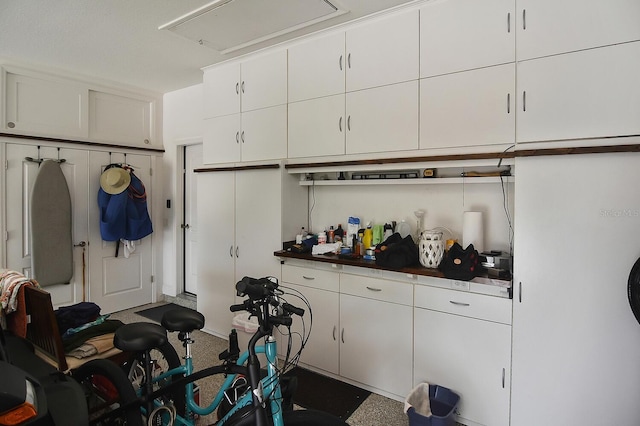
[{"xmin": 111, "ymin": 301, "xmax": 411, "ymax": 426}]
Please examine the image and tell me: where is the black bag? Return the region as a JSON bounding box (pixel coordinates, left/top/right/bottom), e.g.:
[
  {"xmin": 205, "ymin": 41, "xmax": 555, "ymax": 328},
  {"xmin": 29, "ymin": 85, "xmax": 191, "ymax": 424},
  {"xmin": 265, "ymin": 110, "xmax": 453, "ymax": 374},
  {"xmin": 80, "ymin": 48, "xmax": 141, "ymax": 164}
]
[
  {"xmin": 438, "ymin": 242, "xmax": 479, "ymax": 281},
  {"xmin": 375, "ymin": 233, "xmax": 419, "ymax": 269}
]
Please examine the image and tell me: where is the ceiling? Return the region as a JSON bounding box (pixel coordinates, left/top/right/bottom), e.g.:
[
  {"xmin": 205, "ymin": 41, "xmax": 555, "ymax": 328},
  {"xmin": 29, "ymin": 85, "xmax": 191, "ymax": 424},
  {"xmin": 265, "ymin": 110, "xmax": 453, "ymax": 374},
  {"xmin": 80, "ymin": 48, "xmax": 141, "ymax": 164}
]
[{"xmin": 0, "ymin": 0, "xmax": 417, "ymax": 94}]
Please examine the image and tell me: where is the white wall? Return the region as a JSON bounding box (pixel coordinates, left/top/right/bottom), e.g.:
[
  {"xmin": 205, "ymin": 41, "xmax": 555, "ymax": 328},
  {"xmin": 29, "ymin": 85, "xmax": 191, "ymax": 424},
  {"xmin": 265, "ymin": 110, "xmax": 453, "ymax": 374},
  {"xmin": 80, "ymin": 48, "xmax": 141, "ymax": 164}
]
[{"xmin": 162, "ymin": 83, "xmax": 203, "ymax": 296}]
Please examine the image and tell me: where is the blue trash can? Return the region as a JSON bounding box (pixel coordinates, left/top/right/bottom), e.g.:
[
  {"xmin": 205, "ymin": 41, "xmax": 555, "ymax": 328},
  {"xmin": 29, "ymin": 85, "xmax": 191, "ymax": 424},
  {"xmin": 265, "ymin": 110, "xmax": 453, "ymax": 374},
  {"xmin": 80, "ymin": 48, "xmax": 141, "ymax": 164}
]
[{"xmin": 405, "ymin": 383, "xmax": 460, "ymax": 426}]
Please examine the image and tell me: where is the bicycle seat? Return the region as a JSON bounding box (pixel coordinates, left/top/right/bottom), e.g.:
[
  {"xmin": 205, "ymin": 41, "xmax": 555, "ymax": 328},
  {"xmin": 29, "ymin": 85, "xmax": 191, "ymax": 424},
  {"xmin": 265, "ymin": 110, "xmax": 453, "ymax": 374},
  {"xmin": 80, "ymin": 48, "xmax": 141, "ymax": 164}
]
[
  {"xmin": 114, "ymin": 322, "xmax": 168, "ymax": 352},
  {"xmin": 161, "ymin": 309, "xmax": 205, "ymax": 333}
]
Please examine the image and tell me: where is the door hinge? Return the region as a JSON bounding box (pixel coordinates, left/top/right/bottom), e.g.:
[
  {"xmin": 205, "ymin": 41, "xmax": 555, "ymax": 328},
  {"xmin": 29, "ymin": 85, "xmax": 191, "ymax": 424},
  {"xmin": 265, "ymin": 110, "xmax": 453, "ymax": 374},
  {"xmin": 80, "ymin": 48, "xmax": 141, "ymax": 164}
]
[
  {"xmin": 149, "ymin": 168, "xmax": 153, "ymax": 176},
  {"xmin": 4, "ymin": 231, "xmax": 8, "ymax": 241},
  {"xmin": 5, "ymin": 160, "xmax": 8, "ymax": 170},
  {"xmin": 151, "ymin": 275, "xmax": 155, "ymax": 283}
]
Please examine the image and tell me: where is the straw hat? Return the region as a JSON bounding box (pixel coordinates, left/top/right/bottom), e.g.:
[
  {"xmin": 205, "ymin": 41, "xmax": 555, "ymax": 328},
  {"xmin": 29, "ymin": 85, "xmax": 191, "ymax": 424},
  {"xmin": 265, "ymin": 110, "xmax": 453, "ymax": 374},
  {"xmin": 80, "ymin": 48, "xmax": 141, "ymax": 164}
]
[{"xmin": 100, "ymin": 167, "xmax": 131, "ymax": 195}]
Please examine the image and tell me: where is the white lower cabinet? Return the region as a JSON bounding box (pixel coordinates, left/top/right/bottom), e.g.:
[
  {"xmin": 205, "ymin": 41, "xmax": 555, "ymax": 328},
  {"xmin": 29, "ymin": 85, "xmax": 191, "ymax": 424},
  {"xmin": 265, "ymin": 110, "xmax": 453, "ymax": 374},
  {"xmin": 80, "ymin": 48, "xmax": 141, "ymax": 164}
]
[{"xmin": 414, "ymin": 285, "xmax": 511, "ymax": 426}]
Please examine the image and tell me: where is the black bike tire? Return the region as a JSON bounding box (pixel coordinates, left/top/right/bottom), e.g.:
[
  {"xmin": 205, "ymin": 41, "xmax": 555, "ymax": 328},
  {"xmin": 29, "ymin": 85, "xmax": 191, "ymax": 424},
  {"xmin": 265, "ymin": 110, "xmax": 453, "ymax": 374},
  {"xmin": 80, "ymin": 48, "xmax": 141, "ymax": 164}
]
[
  {"xmin": 134, "ymin": 340, "xmax": 186, "ymax": 417},
  {"xmin": 627, "ymin": 256, "xmax": 640, "ymax": 325},
  {"xmin": 73, "ymin": 358, "xmax": 143, "ymax": 426},
  {"xmin": 282, "ymin": 409, "xmax": 349, "ymax": 425}
]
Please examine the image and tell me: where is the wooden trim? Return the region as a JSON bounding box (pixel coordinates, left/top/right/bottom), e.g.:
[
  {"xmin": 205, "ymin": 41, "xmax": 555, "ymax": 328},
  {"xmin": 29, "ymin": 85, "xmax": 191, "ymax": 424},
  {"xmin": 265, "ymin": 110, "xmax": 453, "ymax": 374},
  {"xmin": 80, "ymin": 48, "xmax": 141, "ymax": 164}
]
[
  {"xmin": 0, "ymin": 132, "xmax": 165, "ymax": 153},
  {"xmin": 514, "ymin": 144, "xmax": 640, "ymax": 157},
  {"xmin": 194, "ymin": 163, "xmax": 280, "ymax": 173}
]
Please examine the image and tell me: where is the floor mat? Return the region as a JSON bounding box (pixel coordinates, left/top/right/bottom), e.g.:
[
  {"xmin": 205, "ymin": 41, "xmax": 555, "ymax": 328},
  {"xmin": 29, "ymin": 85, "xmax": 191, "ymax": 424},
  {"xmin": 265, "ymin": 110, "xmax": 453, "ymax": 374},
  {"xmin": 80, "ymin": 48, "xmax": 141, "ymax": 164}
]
[
  {"xmin": 135, "ymin": 303, "xmax": 196, "ymax": 323},
  {"xmin": 284, "ymin": 367, "xmax": 371, "ymax": 420}
]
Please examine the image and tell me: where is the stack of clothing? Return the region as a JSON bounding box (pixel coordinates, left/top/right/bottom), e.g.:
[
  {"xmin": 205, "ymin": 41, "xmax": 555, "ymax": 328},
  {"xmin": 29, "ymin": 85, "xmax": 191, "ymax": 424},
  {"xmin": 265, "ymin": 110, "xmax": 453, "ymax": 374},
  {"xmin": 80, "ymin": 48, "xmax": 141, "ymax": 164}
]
[
  {"xmin": 0, "ymin": 269, "xmax": 39, "ymax": 336},
  {"xmin": 55, "ymin": 302, "xmax": 123, "ymax": 359}
]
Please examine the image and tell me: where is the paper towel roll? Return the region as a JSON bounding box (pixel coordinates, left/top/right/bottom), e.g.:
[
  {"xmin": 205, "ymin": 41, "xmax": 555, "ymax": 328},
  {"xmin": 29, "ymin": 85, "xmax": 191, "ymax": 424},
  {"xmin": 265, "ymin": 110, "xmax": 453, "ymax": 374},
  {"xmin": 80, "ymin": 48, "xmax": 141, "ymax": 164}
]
[{"xmin": 462, "ymin": 211, "xmax": 484, "ymax": 252}]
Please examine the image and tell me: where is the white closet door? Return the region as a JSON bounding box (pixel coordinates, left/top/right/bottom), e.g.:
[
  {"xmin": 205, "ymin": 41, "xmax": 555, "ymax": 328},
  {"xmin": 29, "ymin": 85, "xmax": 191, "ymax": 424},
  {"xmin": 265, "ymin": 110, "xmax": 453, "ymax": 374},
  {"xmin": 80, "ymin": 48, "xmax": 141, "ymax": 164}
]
[{"xmin": 5, "ymin": 144, "xmax": 89, "ymax": 307}]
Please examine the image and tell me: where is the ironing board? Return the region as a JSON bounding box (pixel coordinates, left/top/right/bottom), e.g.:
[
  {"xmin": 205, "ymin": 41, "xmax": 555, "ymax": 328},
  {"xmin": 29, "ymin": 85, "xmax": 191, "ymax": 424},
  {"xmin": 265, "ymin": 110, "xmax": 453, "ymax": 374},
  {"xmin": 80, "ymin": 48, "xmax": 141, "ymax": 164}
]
[{"xmin": 30, "ymin": 160, "xmax": 73, "ymax": 286}]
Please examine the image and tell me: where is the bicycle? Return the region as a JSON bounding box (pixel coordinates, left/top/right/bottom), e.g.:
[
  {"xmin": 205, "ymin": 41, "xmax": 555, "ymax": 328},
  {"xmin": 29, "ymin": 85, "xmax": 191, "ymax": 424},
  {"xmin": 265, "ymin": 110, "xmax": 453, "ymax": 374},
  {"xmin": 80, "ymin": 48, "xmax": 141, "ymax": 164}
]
[{"xmin": 107, "ymin": 276, "xmax": 349, "ymax": 426}]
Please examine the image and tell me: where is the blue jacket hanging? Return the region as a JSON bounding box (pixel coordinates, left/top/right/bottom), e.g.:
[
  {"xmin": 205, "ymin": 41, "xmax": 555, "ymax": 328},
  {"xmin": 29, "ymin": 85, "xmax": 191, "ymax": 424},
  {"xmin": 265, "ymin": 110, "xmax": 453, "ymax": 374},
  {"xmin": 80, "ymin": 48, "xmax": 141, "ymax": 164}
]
[{"xmin": 98, "ymin": 167, "xmax": 153, "ymax": 241}]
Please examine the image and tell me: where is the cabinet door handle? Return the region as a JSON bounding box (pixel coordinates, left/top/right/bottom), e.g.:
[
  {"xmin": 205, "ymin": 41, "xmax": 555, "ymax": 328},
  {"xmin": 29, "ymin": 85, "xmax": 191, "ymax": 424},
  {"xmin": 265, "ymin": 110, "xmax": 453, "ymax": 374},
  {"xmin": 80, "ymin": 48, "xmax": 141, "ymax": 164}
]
[
  {"xmin": 347, "ymin": 53, "xmax": 351, "ymax": 69},
  {"xmin": 522, "ymin": 91, "xmax": 527, "ymax": 112},
  {"xmin": 519, "ymin": 281, "xmax": 522, "ymax": 303},
  {"xmin": 241, "ymin": 81, "xmax": 245, "ymax": 93},
  {"xmin": 236, "ymin": 131, "xmax": 240, "ymax": 144},
  {"xmin": 333, "ymin": 326, "xmax": 337, "ymax": 341},
  {"xmin": 366, "ymin": 286, "xmax": 382, "ymax": 292},
  {"xmin": 7, "ymin": 121, "xmax": 15, "ymax": 128},
  {"xmin": 339, "ymin": 116, "xmax": 343, "ymax": 132},
  {"xmin": 236, "ymin": 246, "xmax": 239, "ymax": 258},
  {"xmin": 339, "ymin": 55, "xmax": 343, "ymax": 71},
  {"xmin": 229, "ymin": 245, "xmax": 233, "ymax": 258},
  {"xmin": 347, "ymin": 115, "xmax": 351, "ymax": 131},
  {"xmin": 502, "ymin": 368, "xmax": 506, "ymax": 388},
  {"xmin": 507, "ymin": 12, "xmax": 511, "ymax": 33},
  {"xmin": 341, "ymin": 328, "xmax": 345, "ymax": 343},
  {"xmin": 507, "ymin": 93, "xmax": 511, "ymax": 114},
  {"xmin": 449, "ymin": 300, "xmax": 470, "ymax": 307},
  {"xmin": 522, "ymin": 9, "xmax": 526, "ymax": 30},
  {"xmin": 241, "ymin": 131, "xmax": 245, "ymax": 143},
  {"xmin": 236, "ymin": 82, "xmax": 239, "ymax": 94},
  {"xmin": 302, "ymin": 275, "xmax": 315, "ymax": 280}
]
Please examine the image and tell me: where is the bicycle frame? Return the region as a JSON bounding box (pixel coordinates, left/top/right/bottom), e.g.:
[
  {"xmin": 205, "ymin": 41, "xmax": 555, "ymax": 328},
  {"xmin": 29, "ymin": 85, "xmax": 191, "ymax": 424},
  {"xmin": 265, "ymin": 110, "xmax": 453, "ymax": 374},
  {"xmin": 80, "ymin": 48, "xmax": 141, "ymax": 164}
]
[{"xmin": 148, "ymin": 335, "xmax": 285, "ymax": 426}]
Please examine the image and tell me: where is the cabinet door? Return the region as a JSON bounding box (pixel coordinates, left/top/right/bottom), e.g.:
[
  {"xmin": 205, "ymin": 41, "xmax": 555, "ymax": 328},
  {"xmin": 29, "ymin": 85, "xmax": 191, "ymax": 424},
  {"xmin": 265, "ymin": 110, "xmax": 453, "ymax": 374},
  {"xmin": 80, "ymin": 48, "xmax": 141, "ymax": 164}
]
[
  {"xmin": 420, "ymin": 63, "xmax": 515, "ymax": 149},
  {"xmin": 288, "ymin": 32, "xmax": 345, "ymax": 102},
  {"xmin": 89, "ymin": 90, "xmax": 152, "ymax": 146},
  {"xmin": 240, "ymin": 105, "xmax": 287, "ymax": 162},
  {"xmin": 203, "ymin": 114, "xmax": 241, "ymax": 164},
  {"xmin": 197, "ymin": 172, "xmax": 236, "ymax": 337},
  {"xmin": 346, "ymin": 80, "xmax": 418, "ymax": 155},
  {"xmin": 203, "ymin": 62, "xmax": 241, "ymax": 118},
  {"xmin": 414, "ymin": 308, "xmax": 511, "ymax": 426},
  {"xmin": 420, "ymin": 0, "xmax": 515, "ymax": 77},
  {"xmin": 516, "ymin": 0, "xmax": 640, "ymax": 61},
  {"xmin": 4, "ymin": 71, "xmax": 88, "ymax": 138},
  {"xmin": 235, "ymin": 169, "xmax": 282, "ymax": 283},
  {"xmin": 240, "ymin": 50, "xmax": 287, "ymax": 113},
  {"xmin": 345, "ymin": 10, "xmax": 419, "ymax": 92},
  {"xmin": 517, "ymin": 42, "xmax": 640, "ymax": 143},
  {"xmin": 283, "ymin": 283, "xmax": 339, "ymax": 375},
  {"xmin": 340, "ymin": 293, "xmax": 413, "ymax": 399},
  {"xmin": 288, "ymin": 94, "xmax": 345, "ymax": 158}
]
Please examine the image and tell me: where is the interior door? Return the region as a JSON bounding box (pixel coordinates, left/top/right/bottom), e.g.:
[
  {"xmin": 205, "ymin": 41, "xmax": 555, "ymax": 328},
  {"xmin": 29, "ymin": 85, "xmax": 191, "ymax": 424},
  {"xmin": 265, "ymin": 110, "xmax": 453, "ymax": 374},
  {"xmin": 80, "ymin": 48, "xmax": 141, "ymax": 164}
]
[
  {"xmin": 88, "ymin": 151, "xmax": 153, "ymax": 314},
  {"xmin": 5, "ymin": 144, "xmax": 89, "ymax": 307},
  {"xmin": 183, "ymin": 144, "xmax": 202, "ymax": 295}
]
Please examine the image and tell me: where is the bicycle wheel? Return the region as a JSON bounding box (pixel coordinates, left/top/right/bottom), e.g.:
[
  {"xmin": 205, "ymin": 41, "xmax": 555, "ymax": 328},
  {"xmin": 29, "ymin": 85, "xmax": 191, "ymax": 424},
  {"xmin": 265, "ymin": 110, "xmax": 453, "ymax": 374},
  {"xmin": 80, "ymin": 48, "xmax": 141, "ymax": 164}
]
[
  {"xmin": 73, "ymin": 358, "xmax": 143, "ymax": 426},
  {"xmin": 282, "ymin": 409, "xmax": 349, "ymax": 425},
  {"xmin": 125, "ymin": 341, "xmax": 186, "ymax": 417}
]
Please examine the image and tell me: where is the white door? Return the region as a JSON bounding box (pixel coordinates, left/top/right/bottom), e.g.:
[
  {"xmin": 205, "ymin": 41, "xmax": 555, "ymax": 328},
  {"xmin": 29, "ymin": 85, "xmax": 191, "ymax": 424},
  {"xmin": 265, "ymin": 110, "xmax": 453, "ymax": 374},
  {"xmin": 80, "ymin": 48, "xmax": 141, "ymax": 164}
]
[
  {"xmin": 5, "ymin": 144, "xmax": 89, "ymax": 307},
  {"xmin": 183, "ymin": 144, "xmax": 202, "ymax": 295},
  {"xmin": 203, "ymin": 114, "xmax": 241, "ymax": 164},
  {"xmin": 240, "ymin": 105, "xmax": 287, "ymax": 162},
  {"xmin": 288, "ymin": 94, "xmax": 345, "ymax": 158},
  {"xmin": 240, "ymin": 50, "xmax": 288, "ymax": 113},
  {"xmin": 88, "ymin": 151, "xmax": 153, "ymax": 314},
  {"xmin": 203, "ymin": 63, "xmax": 240, "ymax": 119}
]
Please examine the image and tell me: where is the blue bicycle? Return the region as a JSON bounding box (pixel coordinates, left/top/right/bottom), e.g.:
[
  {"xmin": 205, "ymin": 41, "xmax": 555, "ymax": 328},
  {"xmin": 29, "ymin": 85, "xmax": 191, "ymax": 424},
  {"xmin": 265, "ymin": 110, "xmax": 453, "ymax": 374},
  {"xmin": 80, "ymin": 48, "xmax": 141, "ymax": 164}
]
[{"xmin": 108, "ymin": 276, "xmax": 348, "ymax": 426}]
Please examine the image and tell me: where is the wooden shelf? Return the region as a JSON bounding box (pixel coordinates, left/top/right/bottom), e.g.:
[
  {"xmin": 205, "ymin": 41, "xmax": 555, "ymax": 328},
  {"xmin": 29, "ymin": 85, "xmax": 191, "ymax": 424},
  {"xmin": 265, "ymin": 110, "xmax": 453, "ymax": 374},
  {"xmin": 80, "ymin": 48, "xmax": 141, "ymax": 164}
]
[{"xmin": 299, "ymin": 176, "xmax": 514, "ymax": 186}]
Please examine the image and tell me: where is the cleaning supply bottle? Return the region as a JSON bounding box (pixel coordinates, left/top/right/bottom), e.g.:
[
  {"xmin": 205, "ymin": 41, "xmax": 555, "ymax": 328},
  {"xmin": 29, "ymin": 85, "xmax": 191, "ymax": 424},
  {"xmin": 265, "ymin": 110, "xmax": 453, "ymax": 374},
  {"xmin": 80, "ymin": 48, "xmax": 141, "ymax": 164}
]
[
  {"xmin": 334, "ymin": 224, "xmax": 344, "ymax": 242},
  {"xmin": 363, "ymin": 223, "xmax": 373, "ymax": 249}
]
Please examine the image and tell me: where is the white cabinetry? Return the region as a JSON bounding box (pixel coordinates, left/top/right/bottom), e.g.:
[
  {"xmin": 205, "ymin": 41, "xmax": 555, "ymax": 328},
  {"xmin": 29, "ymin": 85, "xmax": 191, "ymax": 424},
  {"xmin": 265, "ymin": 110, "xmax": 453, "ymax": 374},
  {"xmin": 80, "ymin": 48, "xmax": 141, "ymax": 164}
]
[
  {"xmin": 516, "ymin": 0, "xmax": 640, "ymax": 61},
  {"xmin": 420, "ymin": 0, "xmax": 515, "ymax": 77},
  {"xmin": 414, "ymin": 285, "xmax": 511, "ymax": 426},
  {"xmin": 345, "ymin": 10, "xmax": 419, "ymax": 92},
  {"xmin": 280, "ymin": 264, "xmax": 340, "ymax": 374},
  {"xmin": 511, "ymin": 155, "xmax": 640, "ymax": 426},
  {"xmin": 288, "ymin": 81, "xmax": 418, "ymax": 158},
  {"xmin": 88, "ymin": 90, "xmax": 152, "ymax": 145},
  {"xmin": 516, "ymin": 42, "xmax": 640, "ymax": 143},
  {"xmin": 4, "ymin": 70, "xmax": 88, "ymax": 138},
  {"xmin": 288, "ymin": 32, "xmax": 345, "ymax": 103},
  {"xmin": 197, "ymin": 168, "xmax": 306, "ymax": 337},
  {"xmin": 420, "ymin": 63, "xmax": 515, "ymax": 149},
  {"xmin": 340, "ymin": 273, "xmax": 413, "ymax": 399},
  {"xmin": 203, "ymin": 105, "xmax": 287, "ymax": 164},
  {"xmin": 203, "ymin": 50, "xmax": 287, "ymax": 118}
]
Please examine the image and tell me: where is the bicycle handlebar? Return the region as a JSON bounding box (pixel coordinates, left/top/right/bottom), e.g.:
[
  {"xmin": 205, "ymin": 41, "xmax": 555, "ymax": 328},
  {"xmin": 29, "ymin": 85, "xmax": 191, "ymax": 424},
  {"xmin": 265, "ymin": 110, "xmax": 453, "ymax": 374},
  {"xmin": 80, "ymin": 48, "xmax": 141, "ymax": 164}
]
[{"xmin": 231, "ymin": 276, "xmax": 305, "ymax": 326}]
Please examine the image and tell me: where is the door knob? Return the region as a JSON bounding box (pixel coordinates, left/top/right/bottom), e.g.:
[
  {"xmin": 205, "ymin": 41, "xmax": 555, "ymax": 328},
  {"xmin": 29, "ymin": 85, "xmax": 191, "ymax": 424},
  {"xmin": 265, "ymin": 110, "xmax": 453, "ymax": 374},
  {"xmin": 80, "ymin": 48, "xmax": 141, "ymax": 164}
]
[{"xmin": 181, "ymin": 224, "xmax": 190, "ymax": 229}]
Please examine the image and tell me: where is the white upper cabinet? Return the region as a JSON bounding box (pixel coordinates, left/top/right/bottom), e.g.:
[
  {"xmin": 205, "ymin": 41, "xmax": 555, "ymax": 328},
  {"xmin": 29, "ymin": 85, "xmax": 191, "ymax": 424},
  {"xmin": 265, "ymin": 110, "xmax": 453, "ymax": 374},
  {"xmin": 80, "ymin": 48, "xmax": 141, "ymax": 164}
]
[
  {"xmin": 516, "ymin": 0, "xmax": 640, "ymax": 61},
  {"xmin": 4, "ymin": 70, "xmax": 88, "ymax": 139},
  {"xmin": 421, "ymin": 63, "xmax": 515, "ymax": 149},
  {"xmin": 420, "ymin": 0, "xmax": 515, "ymax": 78},
  {"xmin": 345, "ymin": 9, "xmax": 419, "ymax": 92},
  {"xmin": 516, "ymin": 42, "xmax": 640, "ymax": 143},
  {"xmin": 89, "ymin": 90, "xmax": 152, "ymax": 146},
  {"xmin": 203, "ymin": 50, "xmax": 287, "ymax": 118},
  {"xmin": 346, "ymin": 80, "xmax": 418, "ymax": 155},
  {"xmin": 288, "ymin": 94, "xmax": 345, "ymax": 158},
  {"xmin": 288, "ymin": 32, "xmax": 345, "ymax": 103}
]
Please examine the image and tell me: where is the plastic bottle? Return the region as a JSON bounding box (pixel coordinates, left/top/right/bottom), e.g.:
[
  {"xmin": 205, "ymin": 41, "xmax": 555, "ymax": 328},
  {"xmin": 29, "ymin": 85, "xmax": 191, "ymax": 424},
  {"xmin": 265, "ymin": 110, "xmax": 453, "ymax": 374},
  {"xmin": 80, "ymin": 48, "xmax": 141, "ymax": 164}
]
[
  {"xmin": 334, "ymin": 224, "xmax": 344, "ymax": 242},
  {"xmin": 328, "ymin": 226, "xmax": 335, "ymax": 243},
  {"xmin": 318, "ymin": 231, "xmax": 327, "ymax": 244},
  {"xmin": 296, "ymin": 226, "xmax": 308, "ymax": 244},
  {"xmin": 363, "ymin": 223, "xmax": 373, "ymax": 249}
]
